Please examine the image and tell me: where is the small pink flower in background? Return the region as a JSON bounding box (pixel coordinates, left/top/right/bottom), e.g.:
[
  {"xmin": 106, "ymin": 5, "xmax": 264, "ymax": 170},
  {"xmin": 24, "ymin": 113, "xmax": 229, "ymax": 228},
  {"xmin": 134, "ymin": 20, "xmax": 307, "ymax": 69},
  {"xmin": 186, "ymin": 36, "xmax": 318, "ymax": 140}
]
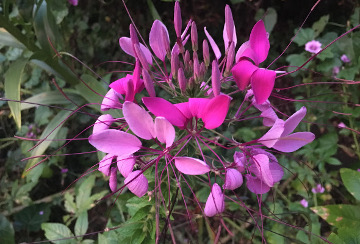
[
  {"xmin": 338, "ymin": 122, "xmax": 346, "ymax": 128},
  {"xmin": 357, "ymin": 169, "xmax": 360, "ymax": 172},
  {"xmin": 305, "ymin": 40, "xmax": 322, "ymax": 54},
  {"xmin": 341, "ymin": 54, "xmax": 350, "ymax": 63},
  {"xmin": 68, "ymin": 0, "xmax": 78, "ymax": 6},
  {"xmin": 312, "ymin": 184, "xmax": 325, "ymax": 194},
  {"xmin": 332, "ymin": 66, "xmax": 340, "ymax": 76},
  {"xmin": 300, "ymin": 199, "xmax": 308, "ymax": 208}
]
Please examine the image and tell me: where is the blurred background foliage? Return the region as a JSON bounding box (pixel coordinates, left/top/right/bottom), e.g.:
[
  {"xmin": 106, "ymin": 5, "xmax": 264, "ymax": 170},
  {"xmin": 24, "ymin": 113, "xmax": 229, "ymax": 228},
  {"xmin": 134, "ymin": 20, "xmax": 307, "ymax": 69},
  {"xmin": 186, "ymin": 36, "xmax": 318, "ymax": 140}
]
[{"xmin": 1, "ymin": 0, "xmax": 360, "ymax": 243}]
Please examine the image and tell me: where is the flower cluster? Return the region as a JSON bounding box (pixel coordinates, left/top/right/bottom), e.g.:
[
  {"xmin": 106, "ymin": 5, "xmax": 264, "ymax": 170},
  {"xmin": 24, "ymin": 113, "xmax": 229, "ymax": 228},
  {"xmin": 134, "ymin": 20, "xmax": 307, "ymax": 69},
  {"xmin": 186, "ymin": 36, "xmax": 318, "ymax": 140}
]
[{"xmin": 88, "ymin": 2, "xmax": 314, "ymax": 217}]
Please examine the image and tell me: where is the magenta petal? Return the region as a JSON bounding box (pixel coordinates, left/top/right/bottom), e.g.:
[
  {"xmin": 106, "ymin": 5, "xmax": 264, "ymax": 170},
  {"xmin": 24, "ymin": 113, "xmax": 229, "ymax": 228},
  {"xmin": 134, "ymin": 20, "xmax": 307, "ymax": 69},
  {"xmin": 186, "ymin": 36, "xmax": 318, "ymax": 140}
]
[
  {"xmin": 204, "ymin": 183, "xmax": 225, "ymax": 217},
  {"xmin": 143, "ymin": 97, "xmax": 187, "ymax": 128},
  {"xmin": 261, "ymin": 108, "xmax": 278, "ymax": 127},
  {"xmin": 109, "ymin": 167, "xmax": 118, "ymax": 192},
  {"xmin": 269, "ymin": 163, "xmax": 284, "ymax": 183},
  {"xmin": 89, "ymin": 129, "xmax": 141, "ymax": 155},
  {"xmin": 109, "ymin": 75, "xmax": 130, "ymax": 94},
  {"xmin": 123, "ymin": 101, "xmax": 155, "ymax": 140},
  {"xmin": 202, "ymin": 95, "xmax": 231, "ymax": 129},
  {"xmin": 273, "ymin": 132, "xmax": 315, "ymax": 152},
  {"xmin": 174, "ymin": 157, "xmax": 210, "ymax": 175},
  {"xmin": 101, "ymin": 89, "xmax": 123, "ymax": 111},
  {"xmin": 124, "ymin": 170, "xmax": 148, "ymax": 197},
  {"xmin": 155, "ymin": 117, "xmax": 175, "ymax": 148},
  {"xmin": 174, "ymin": 102, "xmax": 192, "ymax": 119},
  {"xmin": 93, "ymin": 114, "xmax": 115, "ymax": 134},
  {"xmin": 119, "ymin": 37, "xmax": 153, "ymax": 64},
  {"xmin": 259, "ymin": 119, "xmax": 285, "ymax": 148},
  {"xmin": 223, "ymin": 24, "xmax": 237, "ymax": 50},
  {"xmin": 235, "ymin": 41, "xmax": 252, "ymax": 62},
  {"xmin": 223, "ymin": 168, "xmax": 243, "ymax": 190},
  {"xmin": 249, "ymin": 20, "xmax": 270, "ymax": 64},
  {"xmin": 98, "ymin": 154, "xmax": 115, "ymax": 176},
  {"xmin": 246, "ymin": 175, "xmax": 270, "ymax": 194},
  {"xmin": 117, "ymin": 154, "xmax": 136, "ymax": 178},
  {"xmin": 251, "ymin": 68, "xmax": 276, "ymax": 105},
  {"xmin": 234, "ymin": 151, "xmax": 246, "ymax": 173},
  {"xmin": 283, "ymin": 107, "xmax": 307, "ymax": 136},
  {"xmin": 188, "ymin": 98, "xmax": 209, "ymax": 118},
  {"xmin": 231, "ymin": 59, "xmax": 258, "ymax": 91},
  {"xmin": 204, "ymin": 27, "xmax": 221, "ymax": 60},
  {"xmin": 149, "ymin": 20, "xmax": 169, "ymax": 61},
  {"xmin": 252, "ymin": 154, "xmax": 273, "ymax": 187}
]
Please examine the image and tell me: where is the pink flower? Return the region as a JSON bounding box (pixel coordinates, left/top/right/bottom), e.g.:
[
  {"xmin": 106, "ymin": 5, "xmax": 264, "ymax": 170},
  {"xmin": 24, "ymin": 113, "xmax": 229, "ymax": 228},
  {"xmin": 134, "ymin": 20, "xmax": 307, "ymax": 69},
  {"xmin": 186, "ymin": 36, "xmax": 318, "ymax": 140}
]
[
  {"xmin": 305, "ymin": 40, "xmax": 322, "ymax": 54},
  {"xmin": 341, "ymin": 54, "xmax": 350, "ymax": 63},
  {"xmin": 68, "ymin": 0, "xmax": 78, "ymax": 6},
  {"xmin": 300, "ymin": 199, "xmax": 308, "ymax": 208},
  {"xmin": 231, "ymin": 20, "xmax": 276, "ymax": 104},
  {"xmin": 312, "ymin": 184, "xmax": 325, "ymax": 194}
]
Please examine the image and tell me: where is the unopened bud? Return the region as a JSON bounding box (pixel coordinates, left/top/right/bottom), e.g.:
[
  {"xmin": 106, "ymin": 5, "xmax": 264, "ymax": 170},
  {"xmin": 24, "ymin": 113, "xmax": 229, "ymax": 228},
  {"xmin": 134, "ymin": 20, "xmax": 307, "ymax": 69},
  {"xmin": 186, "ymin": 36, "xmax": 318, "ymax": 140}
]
[
  {"xmin": 203, "ymin": 39, "xmax": 210, "ymax": 67},
  {"xmin": 193, "ymin": 56, "xmax": 200, "ymax": 81},
  {"xmin": 191, "ymin": 21, "xmax": 198, "ymax": 52},
  {"xmin": 171, "ymin": 52, "xmax": 179, "ymax": 79},
  {"xmin": 178, "ymin": 67, "xmax": 187, "ymax": 93},
  {"xmin": 225, "ymin": 5, "xmax": 234, "ymax": 47},
  {"xmin": 225, "ymin": 42, "xmax": 235, "ymax": 75},
  {"xmin": 129, "ymin": 24, "xmax": 139, "ymax": 46},
  {"xmin": 125, "ymin": 79, "xmax": 135, "ymax": 102},
  {"xmin": 142, "ymin": 69, "xmax": 156, "ymax": 97},
  {"xmin": 184, "ymin": 50, "xmax": 191, "ymax": 71},
  {"xmin": 174, "ymin": 1, "xmax": 182, "ymax": 38},
  {"xmin": 199, "ymin": 62, "xmax": 206, "ymax": 79},
  {"xmin": 212, "ymin": 60, "xmax": 221, "ymax": 96},
  {"xmin": 134, "ymin": 43, "xmax": 149, "ymax": 71}
]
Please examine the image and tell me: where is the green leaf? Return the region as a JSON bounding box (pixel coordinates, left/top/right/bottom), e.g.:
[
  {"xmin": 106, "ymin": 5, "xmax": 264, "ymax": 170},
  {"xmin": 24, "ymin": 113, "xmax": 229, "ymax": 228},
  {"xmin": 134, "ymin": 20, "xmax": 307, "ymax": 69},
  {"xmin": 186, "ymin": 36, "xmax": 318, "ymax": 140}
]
[
  {"xmin": 76, "ymin": 175, "xmax": 96, "ymax": 210},
  {"xmin": 64, "ymin": 192, "xmax": 77, "ymax": 214},
  {"xmin": 340, "ymin": 168, "xmax": 360, "ymax": 200},
  {"xmin": 350, "ymin": 7, "xmax": 360, "ymax": 27},
  {"xmin": 293, "ymin": 28, "xmax": 315, "ymax": 46},
  {"xmin": 125, "ymin": 196, "xmax": 153, "ymax": 217},
  {"xmin": 75, "ymin": 211, "xmax": 88, "ymax": 237},
  {"xmin": 263, "ymin": 8, "xmax": 277, "ymax": 34},
  {"xmin": 311, "ymin": 204, "xmax": 360, "ymax": 228},
  {"xmin": 14, "ymin": 203, "xmax": 50, "ymax": 232},
  {"xmin": 0, "ymin": 28, "xmax": 26, "ymax": 49},
  {"xmin": 326, "ymin": 157, "xmax": 342, "ymax": 166},
  {"xmin": 312, "ymin": 15, "xmax": 329, "ymax": 38},
  {"xmin": 0, "ymin": 214, "xmax": 15, "ymax": 244},
  {"xmin": 41, "ymin": 223, "xmax": 75, "ymax": 244},
  {"xmin": 147, "ymin": 0, "xmax": 161, "ymax": 21},
  {"xmin": 4, "ymin": 59, "xmax": 28, "ymax": 128},
  {"xmin": 328, "ymin": 227, "xmax": 360, "ymax": 244}
]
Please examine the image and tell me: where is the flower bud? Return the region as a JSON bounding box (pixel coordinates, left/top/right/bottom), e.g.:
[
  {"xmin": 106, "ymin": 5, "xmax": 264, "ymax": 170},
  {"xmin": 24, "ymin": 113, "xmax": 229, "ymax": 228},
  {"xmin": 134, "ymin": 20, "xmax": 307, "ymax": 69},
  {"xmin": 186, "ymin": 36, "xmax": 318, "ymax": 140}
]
[
  {"xmin": 109, "ymin": 167, "xmax": 118, "ymax": 192},
  {"xmin": 174, "ymin": 1, "xmax": 182, "ymax": 38},
  {"xmin": 211, "ymin": 60, "xmax": 221, "ymax": 96},
  {"xmin": 178, "ymin": 67, "xmax": 187, "ymax": 93},
  {"xmin": 171, "ymin": 52, "xmax": 179, "ymax": 79},
  {"xmin": 142, "ymin": 69, "xmax": 156, "ymax": 97},
  {"xmin": 203, "ymin": 39, "xmax": 210, "ymax": 67},
  {"xmin": 225, "ymin": 42, "xmax": 235, "ymax": 75},
  {"xmin": 225, "ymin": 5, "xmax": 234, "ymax": 47},
  {"xmin": 191, "ymin": 21, "xmax": 198, "ymax": 51},
  {"xmin": 129, "ymin": 24, "xmax": 139, "ymax": 46},
  {"xmin": 193, "ymin": 53, "xmax": 200, "ymax": 81},
  {"xmin": 134, "ymin": 43, "xmax": 149, "ymax": 70}
]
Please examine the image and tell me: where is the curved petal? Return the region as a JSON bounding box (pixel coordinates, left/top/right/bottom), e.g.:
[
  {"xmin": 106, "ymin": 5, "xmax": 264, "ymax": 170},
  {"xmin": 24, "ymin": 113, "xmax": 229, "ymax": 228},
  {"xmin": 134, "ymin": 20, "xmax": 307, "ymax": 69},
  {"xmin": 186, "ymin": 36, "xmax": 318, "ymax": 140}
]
[
  {"xmin": 245, "ymin": 175, "xmax": 270, "ymax": 194},
  {"xmin": 204, "ymin": 27, "xmax": 221, "ymax": 60},
  {"xmin": 231, "ymin": 59, "xmax": 258, "ymax": 91},
  {"xmin": 282, "ymin": 107, "xmax": 307, "ymax": 136},
  {"xmin": 117, "ymin": 154, "xmax": 136, "ymax": 178},
  {"xmin": 93, "ymin": 114, "xmax": 115, "ymax": 134},
  {"xmin": 249, "ymin": 20, "xmax": 270, "ymax": 64},
  {"xmin": 260, "ymin": 108, "xmax": 278, "ymax": 127},
  {"xmin": 273, "ymin": 132, "xmax": 315, "ymax": 152},
  {"xmin": 188, "ymin": 98, "xmax": 209, "ymax": 118},
  {"xmin": 109, "ymin": 75, "xmax": 131, "ymax": 94},
  {"xmin": 258, "ymin": 119, "xmax": 285, "ymax": 148},
  {"xmin": 234, "ymin": 151, "xmax": 246, "ymax": 173},
  {"xmin": 204, "ymin": 183, "xmax": 225, "ymax": 217},
  {"xmin": 89, "ymin": 129, "xmax": 141, "ymax": 156},
  {"xmin": 269, "ymin": 163, "xmax": 284, "ymax": 183},
  {"xmin": 119, "ymin": 37, "xmax": 153, "ymax": 64},
  {"xmin": 155, "ymin": 117, "xmax": 175, "ymax": 148},
  {"xmin": 223, "ymin": 168, "xmax": 243, "ymax": 190},
  {"xmin": 174, "ymin": 157, "xmax": 210, "ymax": 175},
  {"xmin": 235, "ymin": 41, "xmax": 252, "ymax": 62},
  {"xmin": 201, "ymin": 94, "xmax": 231, "ymax": 129},
  {"xmin": 123, "ymin": 101, "xmax": 155, "ymax": 140},
  {"xmin": 149, "ymin": 20, "xmax": 169, "ymax": 61},
  {"xmin": 174, "ymin": 102, "xmax": 192, "ymax": 119},
  {"xmin": 223, "ymin": 24, "xmax": 237, "ymax": 50},
  {"xmin": 101, "ymin": 89, "xmax": 123, "ymax": 111},
  {"xmin": 143, "ymin": 97, "xmax": 187, "ymax": 128},
  {"xmin": 251, "ymin": 68, "xmax": 276, "ymax": 104},
  {"xmin": 109, "ymin": 167, "xmax": 118, "ymax": 192},
  {"xmin": 98, "ymin": 154, "xmax": 115, "ymax": 176},
  {"xmin": 252, "ymin": 154, "xmax": 273, "ymax": 187},
  {"xmin": 124, "ymin": 170, "xmax": 148, "ymax": 197}
]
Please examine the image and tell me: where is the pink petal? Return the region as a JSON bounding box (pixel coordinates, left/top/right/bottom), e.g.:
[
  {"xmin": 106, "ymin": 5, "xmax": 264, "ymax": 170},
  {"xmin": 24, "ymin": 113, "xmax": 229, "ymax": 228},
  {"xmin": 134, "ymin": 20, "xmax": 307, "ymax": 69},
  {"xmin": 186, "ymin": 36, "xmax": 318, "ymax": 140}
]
[
  {"xmin": 98, "ymin": 154, "xmax": 115, "ymax": 176},
  {"xmin": 273, "ymin": 132, "xmax": 315, "ymax": 152},
  {"xmin": 234, "ymin": 151, "xmax": 246, "ymax": 173},
  {"xmin": 201, "ymin": 94, "xmax": 231, "ymax": 129},
  {"xmin": 101, "ymin": 89, "xmax": 123, "ymax": 111},
  {"xmin": 282, "ymin": 107, "xmax": 307, "ymax": 136},
  {"xmin": 223, "ymin": 168, "xmax": 243, "ymax": 190},
  {"xmin": 251, "ymin": 68, "xmax": 276, "ymax": 104},
  {"xmin": 204, "ymin": 27, "xmax": 221, "ymax": 60},
  {"xmin": 260, "ymin": 108, "xmax": 278, "ymax": 127},
  {"xmin": 155, "ymin": 117, "xmax": 175, "ymax": 148},
  {"xmin": 235, "ymin": 41, "xmax": 251, "ymax": 62},
  {"xmin": 245, "ymin": 175, "xmax": 270, "ymax": 194},
  {"xmin": 174, "ymin": 157, "xmax": 210, "ymax": 175},
  {"xmin": 231, "ymin": 59, "xmax": 258, "ymax": 91},
  {"xmin": 174, "ymin": 102, "xmax": 192, "ymax": 119},
  {"xmin": 123, "ymin": 101, "xmax": 155, "ymax": 140},
  {"xmin": 259, "ymin": 119, "xmax": 285, "ymax": 148},
  {"xmin": 149, "ymin": 20, "xmax": 170, "ymax": 61},
  {"xmin": 124, "ymin": 170, "xmax": 148, "ymax": 197},
  {"xmin": 117, "ymin": 154, "xmax": 136, "ymax": 178},
  {"xmin": 109, "ymin": 76, "xmax": 128, "ymax": 94},
  {"xmin": 109, "ymin": 167, "xmax": 118, "ymax": 192},
  {"xmin": 89, "ymin": 129, "xmax": 141, "ymax": 155},
  {"xmin": 249, "ymin": 20, "xmax": 270, "ymax": 64},
  {"xmin": 93, "ymin": 114, "xmax": 115, "ymax": 134},
  {"xmin": 223, "ymin": 25, "xmax": 237, "ymax": 50},
  {"xmin": 252, "ymin": 154, "xmax": 273, "ymax": 187},
  {"xmin": 171, "ymin": 34, "xmax": 189, "ymax": 55},
  {"xmin": 143, "ymin": 97, "xmax": 187, "ymax": 128},
  {"xmin": 204, "ymin": 183, "xmax": 225, "ymax": 217},
  {"xmin": 269, "ymin": 163, "xmax": 284, "ymax": 183},
  {"xmin": 132, "ymin": 61, "xmax": 144, "ymax": 94},
  {"xmin": 119, "ymin": 37, "xmax": 153, "ymax": 64},
  {"xmin": 188, "ymin": 98, "xmax": 209, "ymax": 118}
]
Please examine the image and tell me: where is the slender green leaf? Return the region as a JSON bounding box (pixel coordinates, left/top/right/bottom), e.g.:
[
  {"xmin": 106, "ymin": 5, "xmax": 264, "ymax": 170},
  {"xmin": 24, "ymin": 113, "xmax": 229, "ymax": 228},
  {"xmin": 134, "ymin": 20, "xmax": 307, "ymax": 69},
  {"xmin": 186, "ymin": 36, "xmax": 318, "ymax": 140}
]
[
  {"xmin": 0, "ymin": 28, "xmax": 26, "ymax": 49},
  {"xmin": 4, "ymin": 59, "xmax": 28, "ymax": 129},
  {"xmin": 340, "ymin": 168, "xmax": 360, "ymax": 201},
  {"xmin": 75, "ymin": 211, "xmax": 88, "ymax": 237},
  {"xmin": 147, "ymin": 0, "xmax": 161, "ymax": 21}
]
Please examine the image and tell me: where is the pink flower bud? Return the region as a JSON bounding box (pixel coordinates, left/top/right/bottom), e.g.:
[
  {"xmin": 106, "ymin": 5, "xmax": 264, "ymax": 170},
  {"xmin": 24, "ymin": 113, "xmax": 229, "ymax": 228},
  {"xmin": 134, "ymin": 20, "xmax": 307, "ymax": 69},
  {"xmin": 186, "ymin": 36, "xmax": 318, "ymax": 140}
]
[
  {"xmin": 142, "ymin": 69, "xmax": 156, "ymax": 97},
  {"xmin": 225, "ymin": 42, "xmax": 235, "ymax": 73},
  {"xmin": 191, "ymin": 21, "xmax": 198, "ymax": 51},
  {"xmin": 193, "ymin": 55, "xmax": 200, "ymax": 80},
  {"xmin": 134, "ymin": 43, "xmax": 149, "ymax": 70},
  {"xmin": 204, "ymin": 183, "xmax": 225, "ymax": 217},
  {"xmin": 211, "ymin": 60, "xmax": 221, "ymax": 96},
  {"xmin": 184, "ymin": 50, "xmax": 191, "ymax": 71},
  {"xmin": 225, "ymin": 5, "xmax": 234, "ymax": 47},
  {"xmin": 300, "ymin": 199, "xmax": 308, "ymax": 208},
  {"xmin": 203, "ymin": 39, "xmax": 210, "ymax": 67},
  {"xmin": 171, "ymin": 52, "xmax": 179, "ymax": 78},
  {"xmin": 174, "ymin": 1, "xmax": 182, "ymax": 38},
  {"xmin": 199, "ymin": 62, "xmax": 206, "ymax": 79},
  {"xmin": 109, "ymin": 167, "xmax": 118, "ymax": 192},
  {"xmin": 129, "ymin": 24, "xmax": 139, "ymax": 46},
  {"xmin": 125, "ymin": 78, "xmax": 135, "ymax": 102},
  {"xmin": 178, "ymin": 67, "xmax": 187, "ymax": 93}
]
